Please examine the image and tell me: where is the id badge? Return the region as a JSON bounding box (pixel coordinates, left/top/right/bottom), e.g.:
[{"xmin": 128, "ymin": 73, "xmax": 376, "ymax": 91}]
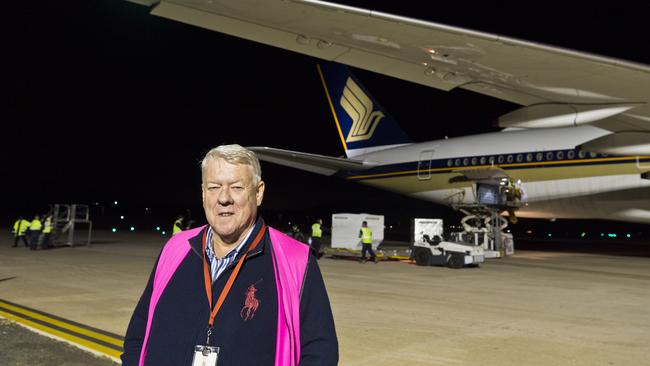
[{"xmin": 191, "ymin": 345, "xmax": 219, "ymax": 366}]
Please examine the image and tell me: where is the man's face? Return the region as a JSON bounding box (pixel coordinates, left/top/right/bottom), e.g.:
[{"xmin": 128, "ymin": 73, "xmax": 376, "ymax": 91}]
[{"xmin": 202, "ymin": 159, "xmax": 265, "ymax": 244}]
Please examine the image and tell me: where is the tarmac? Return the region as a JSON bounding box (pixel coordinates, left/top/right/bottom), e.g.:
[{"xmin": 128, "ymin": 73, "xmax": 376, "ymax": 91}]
[{"xmin": 1, "ymin": 230, "xmax": 650, "ymax": 365}]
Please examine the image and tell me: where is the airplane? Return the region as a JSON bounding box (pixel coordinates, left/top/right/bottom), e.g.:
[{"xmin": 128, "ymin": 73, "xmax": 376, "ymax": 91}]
[{"xmin": 129, "ymin": 0, "xmax": 650, "ymax": 223}]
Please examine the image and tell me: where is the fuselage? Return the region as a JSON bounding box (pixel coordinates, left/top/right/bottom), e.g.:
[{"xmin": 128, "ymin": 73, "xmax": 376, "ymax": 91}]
[{"xmin": 340, "ymin": 125, "xmax": 650, "ymax": 223}]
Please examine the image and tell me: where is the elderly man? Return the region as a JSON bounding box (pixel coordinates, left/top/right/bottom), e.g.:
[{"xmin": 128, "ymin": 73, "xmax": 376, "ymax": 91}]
[{"xmin": 122, "ymin": 144, "xmax": 338, "ymax": 366}]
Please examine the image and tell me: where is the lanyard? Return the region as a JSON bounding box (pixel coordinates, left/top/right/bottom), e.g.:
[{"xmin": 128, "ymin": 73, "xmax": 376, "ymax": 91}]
[{"xmin": 201, "ymin": 223, "xmax": 266, "ymax": 344}]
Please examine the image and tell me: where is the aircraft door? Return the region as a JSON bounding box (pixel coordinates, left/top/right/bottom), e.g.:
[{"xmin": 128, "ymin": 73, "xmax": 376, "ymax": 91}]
[
  {"xmin": 417, "ymin": 149, "xmax": 435, "ymax": 180},
  {"xmin": 637, "ymin": 156, "xmax": 650, "ymax": 169}
]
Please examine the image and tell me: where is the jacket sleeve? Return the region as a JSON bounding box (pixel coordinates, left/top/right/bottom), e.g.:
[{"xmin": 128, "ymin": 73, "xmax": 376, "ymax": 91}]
[
  {"xmin": 299, "ymin": 255, "xmax": 339, "ymax": 365},
  {"xmin": 120, "ymin": 256, "xmax": 159, "ymax": 366}
]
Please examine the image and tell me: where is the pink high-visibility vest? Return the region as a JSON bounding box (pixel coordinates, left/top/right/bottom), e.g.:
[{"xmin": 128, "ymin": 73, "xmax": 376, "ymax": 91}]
[{"xmin": 138, "ymin": 225, "xmax": 308, "ymax": 366}]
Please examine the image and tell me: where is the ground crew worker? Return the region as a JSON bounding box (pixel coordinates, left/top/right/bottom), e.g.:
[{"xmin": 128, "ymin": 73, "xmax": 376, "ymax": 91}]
[
  {"xmin": 359, "ymin": 221, "xmax": 377, "ymax": 263},
  {"xmin": 172, "ymin": 216, "xmax": 184, "ymax": 235},
  {"xmin": 28, "ymin": 215, "xmax": 42, "ymax": 250},
  {"xmin": 289, "ymin": 223, "xmax": 306, "ymax": 243},
  {"xmin": 42, "ymin": 216, "xmax": 54, "ymax": 249},
  {"xmin": 12, "ymin": 216, "xmax": 30, "ymax": 248},
  {"xmin": 310, "ymin": 218, "xmax": 323, "ymax": 258}
]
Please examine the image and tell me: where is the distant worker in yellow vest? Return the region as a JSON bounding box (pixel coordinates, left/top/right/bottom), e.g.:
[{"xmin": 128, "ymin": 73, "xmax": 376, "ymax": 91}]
[
  {"xmin": 310, "ymin": 218, "xmax": 324, "ymax": 259},
  {"xmin": 42, "ymin": 216, "xmax": 54, "ymax": 249},
  {"xmin": 12, "ymin": 216, "xmax": 31, "ymax": 248},
  {"xmin": 28, "ymin": 215, "xmax": 42, "ymax": 251},
  {"xmin": 358, "ymin": 221, "xmax": 377, "ymax": 263},
  {"xmin": 172, "ymin": 216, "xmax": 184, "ymax": 235}
]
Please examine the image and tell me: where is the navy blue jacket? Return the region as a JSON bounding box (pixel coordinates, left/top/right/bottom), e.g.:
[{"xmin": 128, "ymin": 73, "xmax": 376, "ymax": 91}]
[{"xmin": 121, "ymin": 218, "xmax": 338, "ymax": 365}]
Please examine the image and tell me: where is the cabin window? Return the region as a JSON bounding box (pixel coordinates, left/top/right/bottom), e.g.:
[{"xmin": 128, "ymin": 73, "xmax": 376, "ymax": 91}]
[
  {"xmin": 526, "ymin": 153, "xmax": 533, "ymax": 162},
  {"xmin": 516, "ymin": 154, "xmax": 524, "ymax": 162},
  {"xmin": 455, "ymin": 158, "xmax": 461, "ymax": 166},
  {"xmin": 480, "ymin": 157, "xmax": 487, "ymax": 165},
  {"xmin": 557, "ymin": 151, "xmax": 564, "ymax": 160},
  {"xmin": 497, "ymin": 155, "xmax": 505, "ymax": 164},
  {"xmin": 536, "ymin": 152, "xmax": 543, "ymax": 161},
  {"xmin": 488, "ymin": 156, "xmax": 495, "ymax": 164},
  {"xmin": 567, "ymin": 150, "xmax": 575, "ymax": 159},
  {"xmin": 578, "ymin": 150, "xmax": 587, "ymax": 158},
  {"xmin": 463, "ymin": 158, "xmax": 469, "ymax": 166},
  {"xmin": 546, "ymin": 152, "xmax": 554, "ymax": 161},
  {"xmin": 447, "ymin": 159, "xmax": 453, "ymax": 167},
  {"xmin": 471, "ymin": 157, "xmax": 477, "ymax": 165},
  {"xmin": 589, "ymin": 152, "xmax": 598, "ymax": 158},
  {"xmin": 506, "ymin": 155, "xmax": 514, "ymax": 163}
]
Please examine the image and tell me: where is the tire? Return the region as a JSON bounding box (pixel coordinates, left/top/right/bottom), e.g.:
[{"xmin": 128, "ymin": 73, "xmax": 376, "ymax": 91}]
[
  {"xmin": 413, "ymin": 247, "xmax": 432, "ymax": 266},
  {"xmin": 447, "ymin": 254, "xmax": 464, "ymax": 269}
]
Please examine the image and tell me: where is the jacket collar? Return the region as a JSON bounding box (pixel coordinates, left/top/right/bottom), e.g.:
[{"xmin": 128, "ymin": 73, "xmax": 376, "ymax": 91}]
[{"xmin": 188, "ymin": 217, "xmax": 267, "ymax": 259}]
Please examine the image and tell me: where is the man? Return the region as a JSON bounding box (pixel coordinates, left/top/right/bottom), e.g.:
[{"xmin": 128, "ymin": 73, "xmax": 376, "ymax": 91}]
[
  {"xmin": 42, "ymin": 215, "xmax": 54, "ymax": 249},
  {"xmin": 12, "ymin": 216, "xmax": 30, "ymax": 247},
  {"xmin": 358, "ymin": 221, "xmax": 377, "ymax": 263},
  {"xmin": 310, "ymin": 218, "xmax": 323, "ymax": 258},
  {"xmin": 28, "ymin": 215, "xmax": 42, "ymax": 250},
  {"xmin": 122, "ymin": 144, "xmax": 338, "ymax": 366}
]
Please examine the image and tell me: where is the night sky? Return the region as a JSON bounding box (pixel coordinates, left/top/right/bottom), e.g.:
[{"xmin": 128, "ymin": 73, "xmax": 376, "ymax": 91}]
[{"xmin": 4, "ymin": 1, "xmax": 649, "ymax": 231}]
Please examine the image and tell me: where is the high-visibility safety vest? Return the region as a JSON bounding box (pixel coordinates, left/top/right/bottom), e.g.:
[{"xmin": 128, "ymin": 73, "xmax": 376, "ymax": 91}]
[
  {"xmin": 30, "ymin": 219, "xmax": 42, "ymax": 231},
  {"xmin": 138, "ymin": 226, "xmax": 309, "ymax": 366},
  {"xmin": 360, "ymin": 227, "xmax": 372, "ymax": 244},
  {"xmin": 311, "ymin": 223, "xmax": 322, "ymax": 238},
  {"xmin": 13, "ymin": 219, "xmax": 30, "ymax": 236},
  {"xmin": 172, "ymin": 219, "xmax": 183, "ymax": 235},
  {"xmin": 43, "ymin": 218, "xmax": 53, "ymax": 234}
]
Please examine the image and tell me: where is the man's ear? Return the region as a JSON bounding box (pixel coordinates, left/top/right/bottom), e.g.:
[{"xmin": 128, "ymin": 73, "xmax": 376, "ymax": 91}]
[{"xmin": 256, "ymin": 180, "xmax": 265, "ymax": 206}]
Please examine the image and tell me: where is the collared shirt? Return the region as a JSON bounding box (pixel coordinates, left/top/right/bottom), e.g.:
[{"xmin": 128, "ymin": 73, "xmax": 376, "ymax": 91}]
[{"xmin": 205, "ymin": 225, "xmax": 254, "ymax": 282}]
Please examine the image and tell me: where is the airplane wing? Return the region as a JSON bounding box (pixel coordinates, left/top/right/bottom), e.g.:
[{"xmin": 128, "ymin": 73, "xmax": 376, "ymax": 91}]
[
  {"xmin": 248, "ymin": 146, "xmax": 380, "ymax": 175},
  {"xmin": 138, "ymin": 0, "xmax": 650, "ymax": 135}
]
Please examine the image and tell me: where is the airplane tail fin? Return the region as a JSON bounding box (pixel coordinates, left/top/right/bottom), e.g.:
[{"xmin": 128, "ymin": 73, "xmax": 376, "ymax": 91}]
[{"xmin": 317, "ymin": 62, "xmax": 412, "ymax": 158}]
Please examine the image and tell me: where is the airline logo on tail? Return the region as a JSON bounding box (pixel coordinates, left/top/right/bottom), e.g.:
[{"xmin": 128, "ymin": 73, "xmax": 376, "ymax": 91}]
[{"xmin": 340, "ymin": 77, "xmax": 385, "ymax": 142}]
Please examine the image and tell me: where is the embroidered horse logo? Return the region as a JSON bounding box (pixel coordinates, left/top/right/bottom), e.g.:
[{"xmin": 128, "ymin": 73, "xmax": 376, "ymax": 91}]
[{"xmin": 240, "ymin": 283, "xmax": 260, "ymax": 321}]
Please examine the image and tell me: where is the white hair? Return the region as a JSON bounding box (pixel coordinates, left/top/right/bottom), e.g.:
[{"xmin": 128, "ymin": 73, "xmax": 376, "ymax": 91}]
[{"xmin": 201, "ymin": 144, "xmax": 262, "ymax": 184}]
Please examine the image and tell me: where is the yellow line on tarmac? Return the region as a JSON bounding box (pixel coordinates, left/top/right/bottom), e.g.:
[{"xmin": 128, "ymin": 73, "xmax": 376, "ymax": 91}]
[
  {"xmin": 0, "ymin": 309, "xmax": 122, "ymax": 359},
  {"xmin": 0, "ymin": 299, "xmax": 123, "ymax": 348}
]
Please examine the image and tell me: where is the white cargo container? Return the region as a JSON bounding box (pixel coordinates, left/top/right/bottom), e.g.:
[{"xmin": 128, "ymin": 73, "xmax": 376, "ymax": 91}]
[
  {"xmin": 331, "ymin": 213, "xmax": 384, "ymax": 251},
  {"xmin": 412, "ymin": 218, "xmax": 444, "ymax": 245}
]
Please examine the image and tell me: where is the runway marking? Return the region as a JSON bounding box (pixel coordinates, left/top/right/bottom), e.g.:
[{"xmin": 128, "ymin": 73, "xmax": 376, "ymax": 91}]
[
  {"xmin": 0, "ymin": 298, "xmax": 123, "ymax": 359},
  {"xmin": 494, "ymin": 261, "xmax": 650, "ymax": 281}
]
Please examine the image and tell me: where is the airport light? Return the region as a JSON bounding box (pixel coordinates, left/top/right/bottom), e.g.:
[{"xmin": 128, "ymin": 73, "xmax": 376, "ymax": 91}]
[
  {"xmin": 580, "ymin": 232, "xmax": 586, "ymax": 237},
  {"xmin": 608, "ymin": 233, "xmax": 617, "ymax": 238},
  {"xmin": 156, "ymin": 226, "xmax": 161, "ymax": 231},
  {"xmin": 112, "ymin": 228, "xmax": 117, "ymax": 233},
  {"xmin": 627, "ymin": 233, "xmax": 632, "ymax": 238},
  {"xmin": 114, "ymin": 201, "xmax": 118, "ymax": 205},
  {"xmin": 120, "ymin": 215, "xmax": 125, "ymax": 220},
  {"xmin": 162, "ymin": 231, "xmax": 167, "ymax": 235},
  {"xmin": 547, "ymin": 233, "xmax": 552, "ymax": 237},
  {"xmin": 130, "ymin": 226, "xmax": 135, "ymax": 232}
]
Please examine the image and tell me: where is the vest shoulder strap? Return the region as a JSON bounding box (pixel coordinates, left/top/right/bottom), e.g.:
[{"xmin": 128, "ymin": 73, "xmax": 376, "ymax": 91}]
[
  {"xmin": 138, "ymin": 226, "xmax": 204, "ymax": 366},
  {"xmin": 268, "ymin": 227, "xmax": 310, "ymax": 366}
]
